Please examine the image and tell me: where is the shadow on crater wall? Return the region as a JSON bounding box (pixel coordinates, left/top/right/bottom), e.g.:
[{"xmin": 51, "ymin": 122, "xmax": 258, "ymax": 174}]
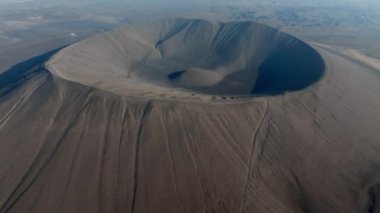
[{"xmin": 251, "ymin": 43, "xmax": 325, "ymax": 95}]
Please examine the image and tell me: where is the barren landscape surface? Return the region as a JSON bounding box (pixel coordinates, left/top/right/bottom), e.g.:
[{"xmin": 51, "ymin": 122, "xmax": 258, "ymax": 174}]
[{"xmin": 0, "ymin": 18, "xmax": 380, "ymax": 213}]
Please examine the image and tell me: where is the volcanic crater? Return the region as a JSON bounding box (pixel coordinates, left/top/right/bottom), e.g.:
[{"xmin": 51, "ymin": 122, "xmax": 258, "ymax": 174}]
[{"xmin": 46, "ymin": 19, "xmax": 325, "ymax": 99}]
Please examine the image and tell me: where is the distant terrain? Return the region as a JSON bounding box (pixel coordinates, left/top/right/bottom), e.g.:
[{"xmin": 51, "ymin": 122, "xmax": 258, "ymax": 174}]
[{"xmin": 0, "ymin": 0, "xmax": 380, "ymax": 67}]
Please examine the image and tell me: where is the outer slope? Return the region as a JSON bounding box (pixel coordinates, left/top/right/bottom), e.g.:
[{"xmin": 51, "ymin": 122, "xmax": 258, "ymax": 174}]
[{"xmin": 0, "ymin": 22, "xmax": 380, "ymax": 213}]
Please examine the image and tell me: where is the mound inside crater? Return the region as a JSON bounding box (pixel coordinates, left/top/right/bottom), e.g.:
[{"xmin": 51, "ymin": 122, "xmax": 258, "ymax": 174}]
[{"xmin": 46, "ymin": 19, "xmax": 325, "ymax": 98}]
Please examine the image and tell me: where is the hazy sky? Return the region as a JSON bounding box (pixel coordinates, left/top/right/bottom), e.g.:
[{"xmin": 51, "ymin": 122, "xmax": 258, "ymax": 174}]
[
  {"xmin": 1, "ymin": 0, "xmax": 380, "ymax": 8},
  {"xmin": 2, "ymin": 0, "xmax": 379, "ymax": 4}
]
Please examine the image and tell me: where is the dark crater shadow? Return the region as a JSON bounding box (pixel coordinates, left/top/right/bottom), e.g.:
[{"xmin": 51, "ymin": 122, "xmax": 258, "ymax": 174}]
[
  {"xmin": 167, "ymin": 70, "xmax": 186, "ymax": 80},
  {"xmin": 251, "ymin": 42, "xmax": 325, "ymax": 95}
]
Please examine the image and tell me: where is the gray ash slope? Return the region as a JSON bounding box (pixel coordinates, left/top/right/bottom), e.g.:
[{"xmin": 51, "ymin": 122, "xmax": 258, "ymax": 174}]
[
  {"xmin": 46, "ymin": 19, "xmax": 324, "ymax": 98},
  {"xmin": 1, "ymin": 19, "xmax": 380, "ymax": 213}
]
